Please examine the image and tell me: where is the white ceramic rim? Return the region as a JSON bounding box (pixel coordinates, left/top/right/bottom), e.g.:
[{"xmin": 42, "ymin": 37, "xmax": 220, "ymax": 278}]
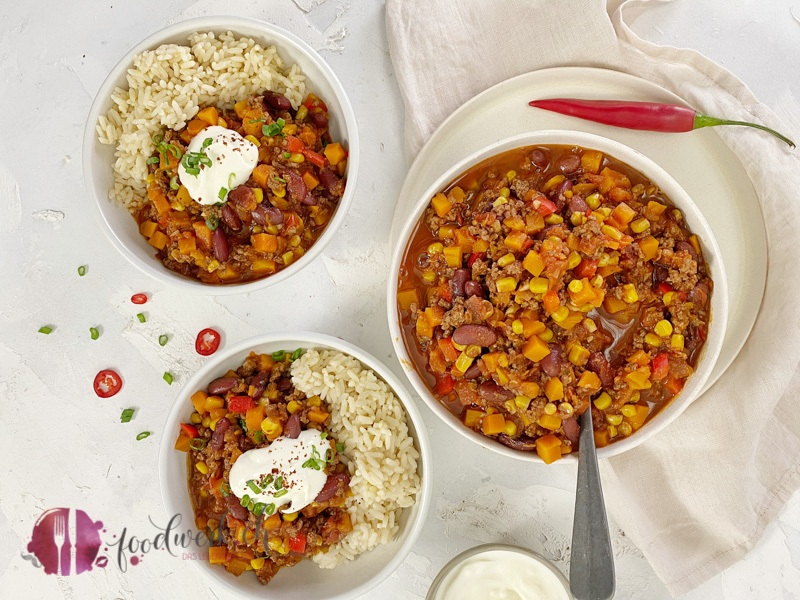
[
  {"xmin": 388, "ymin": 130, "xmax": 729, "ymax": 463},
  {"xmin": 157, "ymin": 331, "xmax": 432, "ymax": 599},
  {"xmin": 82, "ymin": 16, "xmax": 360, "ymax": 295}
]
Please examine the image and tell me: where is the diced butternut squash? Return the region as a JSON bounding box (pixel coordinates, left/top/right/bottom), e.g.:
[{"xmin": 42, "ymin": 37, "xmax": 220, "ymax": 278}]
[
  {"xmin": 302, "ymin": 171, "xmax": 319, "ymax": 191},
  {"xmin": 192, "ymin": 221, "xmax": 212, "ymax": 249},
  {"xmin": 627, "ymin": 350, "xmax": 651, "ymax": 366},
  {"xmin": 544, "ymin": 377, "xmax": 564, "ymax": 402},
  {"xmin": 139, "ymin": 220, "xmax": 158, "ymax": 238},
  {"xmin": 481, "ymin": 413, "xmax": 506, "ymax": 435},
  {"xmin": 537, "ymin": 413, "xmax": 562, "ymax": 431},
  {"xmin": 594, "ymin": 428, "xmax": 611, "ymax": 448},
  {"xmin": 252, "ymin": 233, "xmax": 279, "ymax": 253},
  {"xmin": 308, "ymin": 409, "xmax": 329, "ymax": 423},
  {"xmin": 522, "ymin": 336, "xmax": 551, "ymax": 362},
  {"xmin": 197, "ymin": 106, "xmax": 219, "ymax": 126},
  {"xmin": 626, "ymin": 366, "xmax": 652, "ymax": 390},
  {"xmin": 226, "ymin": 558, "xmax": 250, "ymax": 576},
  {"xmin": 453, "ymin": 229, "xmax": 475, "ymax": 253},
  {"xmin": 245, "ymin": 405, "xmax": 266, "ymax": 435},
  {"xmin": 443, "ymin": 245, "xmax": 462, "ymax": 268},
  {"xmin": 187, "ymin": 119, "xmax": 208, "ymax": 138},
  {"xmin": 464, "ymin": 409, "xmax": 485, "ymax": 428},
  {"xmin": 323, "ymin": 142, "xmax": 347, "ymax": 166},
  {"xmin": 522, "ymin": 250, "xmax": 545, "ymax": 276},
  {"xmin": 176, "ymin": 185, "xmax": 192, "ymax": 206},
  {"xmin": 581, "ymin": 150, "xmax": 603, "ymax": 174},
  {"xmin": 603, "ymin": 296, "xmax": 628, "ymax": 314},
  {"xmin": 431, "ymin": 193, "xmax": 452, "ymax": 218},
  {"xmin": 251, "ymin": 164, "xmax": 273, "ymax": 189},
  {"xmin": 174, "ymin": 433, "xmax": 191, "ymax": 452},
  {"xmin": 626, "ymin": 404, "xmax": 650, "ymax": 430},
  {"xmin": 148, "ymin": 230, "xmax": 169, "ymax": 250},
  {"xmin": 578, "ymin": 371, "xmax": 601, "ymax": 390},
  {"xmin": 519, "ymin": 381, "xmax": 541, "ymax": 398},
  {"xmin": 598, "ymin": 167, "xmax": 631, "ymax": 193},
  {"xmin": 504, "ymin": 231, "xmax": 531, "ymax": 252},
  {"xmin": 416, "ymin": 317, "xmax": 433, "ymax": 339},
  {"xmin": 147, "ymin": 184, "xmax": 171, "ymax": 215},
  {"xmin": 191, "ymin": 390, "xmax": 208, "ymax": 414},
  {"xmin": 542, "ymin": 290, "xmax": 561, "ymax": 314},
  {"xmin": 610, "ymin": 203, "xmax": 637, "ymax": 227},
  {"xmin": 536, "ymin": 434, "xmax": 562, "ymax": 464},
  {"xmin": 398, "ymin": 288, "xmax": 420, "ymax": 311},
  {"xmin": 252, "ymin": 259, "xmax": 276, "ymax": 274},
  {"xmin": 638, "ymin": 236, "xmax": 659, "ymax": 261},
  {"xmin": 208, "ymin": 546, "xmax": 227, "ymax": 565},
  {"xmin": 177, "ymin": 232, "xmax": 197, "ymax": 255}
]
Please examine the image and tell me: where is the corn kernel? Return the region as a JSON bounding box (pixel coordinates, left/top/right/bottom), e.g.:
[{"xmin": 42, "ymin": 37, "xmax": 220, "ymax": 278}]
[
  {"xmin": 621, "ymin": 405, "xmax": 637, "ymax": 418},
  {"xmin": 629, "ymin": 391, "xmax": 641, "ymax": 403},
  {"xmin": 583, "ymin": 318, "xmax": 597, "ymax": 333},
  {"xmin": 190, "ymin": 412, "xmax": 202, "ymax": 424},
  {"xmin": 591, "ymin": 274, "xmax": 604, "ymax": 288},
  {"xmin": 559, "ymin": 402, "xmax": 574, "ymax": 416},
  {"xmin": 515, "ymin": 395, "xmax": 532, "ymax": 410},
  {"xmin": 567, "ymin": 251, "xmax": 582, "ymax": 269},
  {"xmin": 539, "ymin": 328, "xmax": 554, "ymax": 342},
  {"xmin": 594, "ymin": 392, "xmax": 612, "ymax": 411},
  {"xmin": 529, "ymin": 277, "xmax": 549, "ymax": 295},
  {"xmin": 496, "ymin": 277, "xmax": 517, "ymax": 292},
  {"xmin": 506, "ymin": 170, "xmax": 516, "ymax": 181},
  {"xmin": 273, "ymin": 186, "xmax": 286, "ymax": 198},
  {"xmin": 245, "ymin": 134, "xmax": 261, "ymax": 147},
  {"xmin": 568, "ymin": 279, "xmax": 584, "ymax": 293},
  {"xmin": 568, "ymin": 344, "xmax": 590, "ymax": 366},
  {"xmin": 672, "ymin": 208, "xmax": 683, "ymax": 222},
  {"xmin": 289, "ymin": 152, "xmax": 305, "ymax": 163},
  {"xmin": 286, "ymin": 400, "xmax": 301, "ymax": 414},
  {"xmin": 504, "ymin": 421, "xmax": 518, "ymax": 436},
  {"xmin": 645, "ymin": 333, "xmax": 663, "ymax": 347},
  {"xmin": 499, "ymin": 187, "xmax": 511, "ymax": 198},
  {"xmin": 512, "ymin": 319, "xmax": 524, "ymax": 335},
  {"xmin": 630, "ymin": 218, "xmax": 650, "ymax": 233},
  {"xmin": 545, "ymin": 214, "xmax": 564, "ymax": 225},
  {"xmin": 282, "ymin": 512, "xmax": 298, "ymax": 522},
  {"xmin": 261, "ymin": 417, "xmax": 282, "ymax": 436},
  {"xmin": 655, "ymin": 319, "xmax": 674, "ymax": 337},
  {"xmin": 209, "ymin": 418, "xmax": 220, "ymax": 431},
  {"xmin": 544, "ymin": 402, "xmax": 557, "ymax": 415},
  {"xmin": 551, "ymin": 306, "xmax": 569, "ymax": 323},
  {"xmin": 217, "ymin": 117, "xmax": 228, "ymax": 128},
  {"xmin": 308, "ymin": 395, "xmax": 322, "ymax": 407},
  {"xmin": 586, "ymin": 192, "xmax": 602, "ymax": 209},
  {"xmin": 504, "ymin": 399, "xmax": 518, "ymax": 414},
  {"xmin": 146, "ymin": 173, "xmax": 155, "ymax": 185},
  {"xmin": 455, "ymin": 352, "xmax": 475, "ymax": 373},
  {"xmin": 671, "ymin": 334, "xmax": 685, "ymax": 350},
  {"xmin": 663, "ymin": 291, "xmax": 676, "ymax": 306},
  {"xmin": 606, "ymin": 413, "xmax": 623, "ymax": 426},
  {"xmin": 195, "ymin": 461, "xmax": 209, "ymax": 474},
  {"xmin": 601, "ymin": 224, "xmax": 623, "ymax": 241},
  {"xmin": 453, "ymin": 340, "xmax": 466, "ymax": 351},
  {"xmin": 607, "ymin": 425, "xmax": 618, "ymax": 438},
  {"xmin": 201, "ymin": 416, "xmax": 211, "ymax": 428},
  {"xmin": 428, "ymin": 242, "xmax": 444, "ymax": 255},
  {"xmin": 422, "ymin": 270, "xmax": 436, "ymax": 283},
  {"xmin": 570, "ymin": 212, "xmax": 585, "ymax": 226},
  {"xmin": 622, "ymin": 283, "xmax": 639, "ymax": 304},
  {"xmin": 618, "ymin": 422, "xmax": 633, "ymax": 436},
  {"xmin": 497, "ymin": 253, "xmax": 516, "ymax": 267}
]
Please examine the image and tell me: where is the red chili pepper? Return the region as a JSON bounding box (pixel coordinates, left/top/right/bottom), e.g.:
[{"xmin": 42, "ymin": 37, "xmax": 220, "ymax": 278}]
[
  {"xmin": 467, "ymin": 252, "xmax": 486, "ymax": 268},
  {"xmin": 228, "ymin": 395, "xmax": 255, "ymax": 413},
  {"xmin": 536, "ymin": 197, "xmax": 558, "ymax": 216},
  {"xmin": 302, "ymin": 148, "xmax": 327, "ymax": 168},
  {"xmin": 657, "ymin": 282, "xmax": 673, "ymax": 294},
  {"xmin": 434, "ymin": 373, "xmax": 455, "ymax": 395},
  {"xmin": 94, "ymin": 369, "xmax": 122, "ymax": 398},
  {"xmin": 195, "ymin": 328, "xmax": 221, "ymax": 356},
  {"xmin": 288, "ymin": 532, "xmax": 307, "ymax": 554},
  {"xmin": 528, "ymin": 99, "xmax": 795, "ymax": 147},
  {"xmin": 651, "ymin": 353, "xmax": 670, "ymax": 381},
  {"xmin": 131, "ymin": 293, "xmax": 148, "ymax": 305},
  {"xmin": 285, "ymin": 135, "xmax": 305, "ymax": 153},
  {"xmin": 573, "ymin": 259, "xmax": 598, "ymax": 279},
  {"xmin": 180, "ymin": 423, "xmax": 199, "ymax": 438}
]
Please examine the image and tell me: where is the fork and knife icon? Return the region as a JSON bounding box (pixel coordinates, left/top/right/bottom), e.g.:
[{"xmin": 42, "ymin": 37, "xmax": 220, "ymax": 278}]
[{"xmin": 52, "ymin": 509, "xmax": 78, "ymax": 576}]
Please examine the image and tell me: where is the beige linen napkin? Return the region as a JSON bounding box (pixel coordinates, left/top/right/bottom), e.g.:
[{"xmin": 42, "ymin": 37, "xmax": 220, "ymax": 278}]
[{"xmin": 386, "ymin": 0, "xmax": 800, "ymax": 595}]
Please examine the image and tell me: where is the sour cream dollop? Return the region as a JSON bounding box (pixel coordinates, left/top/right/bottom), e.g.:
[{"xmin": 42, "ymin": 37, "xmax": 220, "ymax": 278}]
[
  {"xmin": 177, "ymin": 125, "xmax": 258, "ymax": 205},
  {"xmin": 229, "ymin": 429, "xmax": 329, "ymax": 513},
  {"xmin": 433, "ymin": 550, "xmax": 571, "ymax": 600}
]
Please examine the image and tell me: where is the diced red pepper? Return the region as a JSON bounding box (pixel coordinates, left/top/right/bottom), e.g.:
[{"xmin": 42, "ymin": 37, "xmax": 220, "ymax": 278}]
[
  {"xmin": 467, "ymin": 252, "xmax": 486, "ymax": 268},
  {"xmin": 697, "ymin": 324, "xmax": 707, "ymax": 341},
  {"xmin": 536, "ymin": 198, "xmax": 558, "ymax": 216},
  {"xmin": 651, "ymin": 353, "xmax": 670, "ymax": 381},
  {"xmin": 180, "ymin": 423, "xmax": 199, "ymax": 438},
  {"xmin": 301, "ymin": 148, "xmax": 327, "ymax": 168},
  {"xmin": 574, "ymin": 259, "xmax": 598, "ymax": 278},
  {"xmin": 665, "ymin": 376, "xmax": 685, "ymax": 395},
  {"xmin": 434, "ymin": 373, "xmax": 455, "ymax": 395},
  {"xmin": 657, "ymin": 282, "xmax": 673, "ymax": 294},
  {"xmin": 228, "ymin": 396, "xmax": 255, "ymax": 413},
  {"xmin": 285, "ymin": 135, "xmax": 305, "ymax": 153},
  {"xmin": 288, "ymin": 532, "xmax": 307, "ymax": 554},
  {"xmin": 303, "ymin": 94, "xmax": 328, "ymax": 113},
  {"xmin": 439, "ymin": 281, "xmax": 453, "ymax": 304}
]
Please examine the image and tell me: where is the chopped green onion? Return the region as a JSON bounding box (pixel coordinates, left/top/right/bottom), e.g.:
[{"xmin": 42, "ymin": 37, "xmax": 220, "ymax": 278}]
[
  {"xmin": 163, "ymin": 372, "xmax": 174, "ymax": 385},
  {"xmin": 274, "ymin": 489, "xmax": 288, "ymax": 498},
  {"xmin": 77, "ymin": 265, "xmax": 87, "ymax": 277},
  {"xmin": 120, "ymin": 408, "xmax": 135, "ymax": 423},
  {"xmin": 248, "ymin": 498, "xmax": 256, "ymax": 511},
  {"xmin": 274, "ymin": 176, "xmax": 286, "ymax": 184},
  {"xmin": 336, "ymin": 442, "xmax": 345, "ymax": 453},
  {"xmin": 158, "ymin": 334, "xmax": 168, "ymax": 346},
  {"xmin": 189, "ymin": 438, "xmax": 207, "ymax": 450},
  {"xmin": 136, "ymin": 313, "xmax": 146, "ymax": 323},
  {"xmin": 325, "ymin": 448, "xmax": 334, "ymax": 463},
  {"xmin": 264, "ymin": 503, "xmax": 276, "ymax": 516},
  {"xmin": 302, "ymin": 444, "xmax": 324, "ymax": 470},
  {"xmin": 274, "ymin": 476, "xmax": 284, "ymax": 490},
  {"xmin": 201, "ymin": 137, "xmax": 213, "ymax": 150},
  {"xmin": 170, "ymin": 175, "xmax": 179, "ymax": 190},
  {"xmin": 282, "ymin": 152, "xmax": 291, "ymax": 159},
  {"xmin": 253, "ymin": 502, "xmax": 266, "ymax": 516},
  {"xmin": 38, "ymin": 326, "xmax": 53, "ymax": 335},
  {"xmin": 239, "ymin": 417, "xmax": 248, "ymax": 433},
  {"xmin": 220, "ymin": 483, "xmax": 231, "ymax": 497},
  {"xmin": 228, "ymin": 173, "xmax": 236, "ymax": 189},
  {"xmin": 185, "ymin": 167, "xmax": 200, "ymax": 177},
  {"xmin": 146, "ymin": 156, "xmax": 160, "ymax": 165},
  {"xmin": 290, "ymin": 348, "xmax": 304, "ymax": 361},
  {"xmin": 271, "ymin": 350, "xmax": 286, "ymax": 362},
  {"xmin": 263, "ymin": 122, "xmax": 284, "ymax": 137},
  {"xmin": 320, "ymin": 431, "xmax": 328, "ymax": 439},
  {"xmin": 218, "ymin": 187, "xmax": 227, "ymax": 201},
  {"xmin": 261, "ymin": 474, "xmax": 275, "ymax": 488},
  {"xmin": 205, "ymin": 216, "xmax": 219, "ymax": 231},
  {"xmin": 252, "ymin": 431, "xmax": 266, "ymax": 444},
  {"xmin": 249, "ymin": 117, "xmax": 266, "ymax": 124},
  {"xmin": 136, "ymin": 431, "xmax": 151, "ymax": 441},
  {"xmin": 246, "ymin": 480, "xmax": 262, "ymax": 495},
  {"xmin": 90, "ymin": 327, "xmax": 100, "ymax": 340},
  {"xmin": 240, "ymin": 494, "xmax": 251, "ymax": 507}
]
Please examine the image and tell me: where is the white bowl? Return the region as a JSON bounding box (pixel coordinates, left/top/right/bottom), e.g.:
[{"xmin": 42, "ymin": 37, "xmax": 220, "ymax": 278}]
[
  {"xmin": 158, "ymin": 332, "xmax": 431, "ymax": 599},
  {"xmin": 83, "ymin": 17, "xmax": 359, "ymax": 295},
  {"xmin": 388, "ymin": 130, "xmax": 728, "ymax": 463}
]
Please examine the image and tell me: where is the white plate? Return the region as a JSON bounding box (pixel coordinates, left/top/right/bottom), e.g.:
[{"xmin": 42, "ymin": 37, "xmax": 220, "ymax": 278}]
[{"xmin": 390, "ymin": 66, "xmax": 766, "ymax": 393}]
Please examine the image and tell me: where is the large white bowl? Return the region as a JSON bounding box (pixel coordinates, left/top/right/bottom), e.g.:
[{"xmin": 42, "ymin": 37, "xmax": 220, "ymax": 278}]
[
  {"xmin": 388, "ymin": 130, "xmax": 728, "ymax": 463},
  {"xmin": 158, "ymin": 332, "xmax": 431, "ymax": 599},
  {"xmin": 83, "ymin": 17, "xmax": 359, "ymax": 294}
]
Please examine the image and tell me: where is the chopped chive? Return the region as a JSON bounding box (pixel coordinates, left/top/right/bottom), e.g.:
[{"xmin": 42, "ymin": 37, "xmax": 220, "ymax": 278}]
[
  {"xmin": 136, "ymin": 313, "xmax": 146, "ymax": 323},
  {"xmin": 228, "ymin": 172, "xmax": 236, "ymax": 189},
  {"xmin": 336, "ymin": 442, "xmax": 344, "ymax": 453},
  {"xmin": 253, "ymin": 502, "xmax": 266, "ymax": 516},
  {"xmin": 38, "ymin": 326, "xmax": 53, "ymax": 335},
  {"xmin": 264, "ymin": 503, "xmax": 276, "ymax": 516},
  {"xmin": 169, "ymin": 175, "xmax": 179, "ymax": 190},
  {"xmin": 77, "ymin": 265, "xmax": 87, "ymax": 277},
  {"xmin": 274, "ymin": 476, "xmax": 284, "ymax": 490},
  {"xmin": 201, "ymin": 137, "xmax": 213, "ymax": 150},
  {"xmin": 163, "ymin": 372, "xmax": 174, "ymax": 385},
  {"xmin": 158, "ymin": 334, "xmax": 169, "ymax": 347},
  {"xmin": 246, "ymin": 480, "xmax": 262, "ymax": 495},
  {"xmin": 146, "ymin": 156, "xmax": 159, "ymax": 165},
  {"xmin": 274, "ymin": 489, "xmax": 288, "ymax": 498},
  {"xmin": 185, "ymin": 167, "xmax": 200, "ymax": 176},
  {"xmin": 240, "ymin": 494, "xmax": 251, "ymax": 507},
  {"xmin": 282, "ymin": 152, "xmax": 291, "ymax": 159},
  {"xmin": 120, "ymin": 408, "xmax": 135, "ymax": 423},
  {"xmin": 189, "ymin": 438, "xmax": 207, "ymax": 450},
  {"xmin": 218, "ymin": 187, "xmax": 227, "ymax": 201},
  {"xmin": 271, "ymin": 350, "xmax": 286, "ymax": 362},
  {"xmin": 220, "ymin": 483, "xmax": 231, "ymax": 497},
  {"xmin": 90, "ymin": 327, "xmax": 100, "ymax": 340},
  {"xmin": 205, "ymin": 216, "xmax": 218, "ymax": 230},
  {"xmin": 290, "ymin": 348, "xmax": 304, "ymax": 361},
  {"xmin": 136, "ymin": 431, "xmax": 151, "ymax": 441}
]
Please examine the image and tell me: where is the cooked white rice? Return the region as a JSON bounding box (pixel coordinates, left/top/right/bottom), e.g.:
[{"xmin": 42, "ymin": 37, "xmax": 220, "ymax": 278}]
[
  {"xmin": 96, "ymin": 31, "xmax": 307, "ymax": 212},
  {"xmin": 290, "ymin": 349, "xmax": 422, "ymax": 569}
]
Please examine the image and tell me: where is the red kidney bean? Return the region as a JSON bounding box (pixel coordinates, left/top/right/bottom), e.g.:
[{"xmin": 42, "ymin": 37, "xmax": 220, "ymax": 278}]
[
  {"xmin": 264, "ymin": 206, "xmax": 284, "ymax": 225},
  {"xmin": 314, "ymin": 473, "xmax": 350, "ymax": 503},
  {"xmin": 497, "ymin": 434, "xmax": 537, "ymax": 452},
  {"xmin": 568, "ymin": 195, "xmax": 589, "ymax": 214},
  {"xmin": 226, "ymin": 493, "xmax": 249, "ymax": 520},
  {"xmin": 221, "ymin": 204, "xmax": 242, "ymax": 231},
  {"xmin": 318, "ymin": 168, "xmax": 344, "ymax": 195},
  {"xmin": 464, "ymin": 280, "xmax": 485, "ymax": 298},
  {"xmin": 207, "ymin": 377, "xmax": 238, "ymax": 395},
  {"xmin": 652, "ymin": 264, "xmax": 670, "ymax": 289},
  {"xmin": 212, "ymin": 228, "xmax": 229, "ymax": 262},
  {"xmin": 557, "ymin": 153, "xmax": 581, "ymax": 174},
  {"xmin": 676, "ymin": 240, "xmax": 698, "ymax": 261},
  {"xmin": 251, "ymin": 205, "xmax": 267, "ymax": 225},
  {"xmin": 211, "ymin": 417, "xmax": 230, "ymax": 451},
  {"xmin": 479, "ymin": 380, "xmax": 514, "ymax": 405},
  {"xmin": 688, "ymin": 280, "xmax": 710, "ymax": 306},
  {"xmin": 539, "ymin": 344, "xmax": 562, "ymax": 377},
  {"xmin": 249, "ymin": 371, "xmax": 270, "ymax": 401},
  {"xmin": 562, "ymin": 416, "xmax": 580, "ymax": 446},
  {"xmin": 452, "ymin": 324, "xmax": 498, "ymax": 347},
  {"xmin": 464, "ymin": 363, "xmax": 481, "ymax": 380},
  {"xmin": 531, "ymin": 148, "xmax": 550, "ymax": 170},
  {"xmin": 587, "ymin": 352, "xmax": 615, "ymax": 387},
  {"xmin": 451, "ymin": 269, "xmax": 471, "ymax": 298},
  {"xmin": 263, "ymin": 91, "xmax": 292, "ymax": 111},
  {"xmin": 284, "ymin": 413, "xmax": 301, "ymax": 439},
  {"xmin": 309, "ymin": 110, "xmax": 328, "ymax": 128},
  {"xmin": 276, "ymin": 377, "xmax": 292, "ymax": 392},
  {"xmin": 284, "ymin": 170, "xmax": 311, "ymax": 204},
  {"xmin": 556, "ymin": 178, "xmax": 573, "ymax": 197},
  {"xmin": 238, "ymin": 435, "xmax": 252, "ymax": 452},
  {"xmin": 227, "ymin": 185, "xmax": 254, "ymax": 209}
]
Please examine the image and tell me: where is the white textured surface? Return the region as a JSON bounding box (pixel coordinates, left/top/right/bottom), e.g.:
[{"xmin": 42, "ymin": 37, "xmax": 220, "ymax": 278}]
[{"xmin": 0, "ymin": 1, "xmax": 798, "ymax": 599}]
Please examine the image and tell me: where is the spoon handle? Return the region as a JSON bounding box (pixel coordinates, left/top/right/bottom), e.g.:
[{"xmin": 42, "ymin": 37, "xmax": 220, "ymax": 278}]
[{"xmin": 570, "ymin": 408, "xmax": 616, "ymax": 600}]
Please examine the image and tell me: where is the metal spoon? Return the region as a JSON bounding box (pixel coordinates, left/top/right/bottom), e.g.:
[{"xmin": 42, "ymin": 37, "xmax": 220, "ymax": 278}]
[{"xmin": 570, "ymin": 408, "xmax": 615, "ymax": 600}]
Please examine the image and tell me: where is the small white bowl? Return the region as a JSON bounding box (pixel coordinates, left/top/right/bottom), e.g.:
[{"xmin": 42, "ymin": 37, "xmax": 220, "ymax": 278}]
[
  {"xmin": 388, "ymin": 130, "xmax": 728, "ymax": 463},
  {"xmin": 83, "ymin": 17, "xmax": 359, "ymax": 295},
  {"xmin": 158, "ymin": 332, "xmax": 431, "ymax": 600}
]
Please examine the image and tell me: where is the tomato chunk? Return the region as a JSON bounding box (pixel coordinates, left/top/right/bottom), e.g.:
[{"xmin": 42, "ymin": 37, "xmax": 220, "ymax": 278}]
[
  {"xmin": 195, "ymin": 328, "xmax": 221, "ymax": 356},
  {"xmin": 228, "ymin": 395, "xmax": 255, "ymax": 413},
  {"xmin": 94, "ymin": 369, "xmax": 122, "ymax": 398},
  {"xmin": 536, "ymin": 198, "xmax": 558, "ymax": 216},
  {"xmin": 651, "ymin": 353, "xmax": 670, "ymax": 381},
  {"xmin": 288, "ymin": 532, "xmax": 307, "ymax": 554},
  {"xmin": 285, "ymin": 135, "xmax": 305, "ymax": 153},
  {"xmin": 180, "ymin": 423, "xmax": 199, "ymax": 438},
  {"xmin": 435, "ymin": 374, "xmax": 455, "ymax": 395}
]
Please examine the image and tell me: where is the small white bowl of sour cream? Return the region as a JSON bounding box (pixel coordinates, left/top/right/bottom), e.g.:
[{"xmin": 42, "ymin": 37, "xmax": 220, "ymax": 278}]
[{"xmin": 427, "ymin": 544, "xmax": 573, "ymax": 600}]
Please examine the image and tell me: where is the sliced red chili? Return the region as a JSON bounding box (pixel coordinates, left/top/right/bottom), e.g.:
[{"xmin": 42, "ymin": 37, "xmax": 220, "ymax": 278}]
[
  {"xmin": 195, "ymin": 328, "xmax": 221, "ymax": 356},
  {"xmin": 94, "ymin": 369, "xmax": 122, "ymax": 398},
  {"xmin": 180, "ymin": 423, "xmax": 199, "ymax": 439},
  {"xmin": 228, "ymin": 396, "xmax": 255, "ymax": 413},
  {"xmin": 131, "ymin": 293, "xmax": 148, "ymax": 305}
]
